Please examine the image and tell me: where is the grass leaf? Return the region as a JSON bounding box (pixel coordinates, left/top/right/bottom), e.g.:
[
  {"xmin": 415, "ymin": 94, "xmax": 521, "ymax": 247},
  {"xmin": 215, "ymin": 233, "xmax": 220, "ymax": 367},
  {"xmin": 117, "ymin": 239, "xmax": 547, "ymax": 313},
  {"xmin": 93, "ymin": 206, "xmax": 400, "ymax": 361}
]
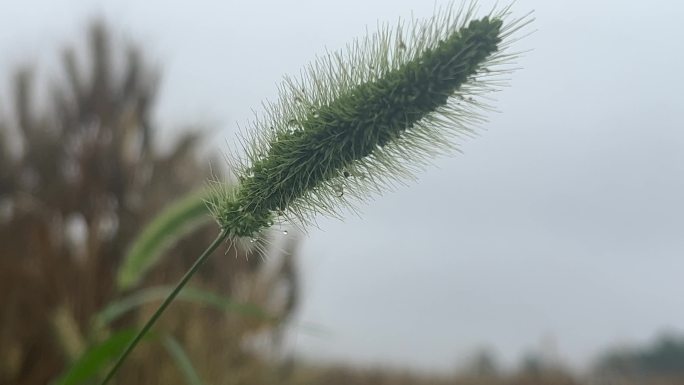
[
  {"xmin": 54, "ymin": 329, "xmax": 148, "ymax": 385},
  {"xmin": 162, "ymin": 335, "xmax": 205, "ymax": 385},
  {"xmin": 116, "ymin": 190, "xmax": 212, "ymax": 291},
  {"xmin": 94, "ymin": 285, "xmax": 274, "ymax": 328}
]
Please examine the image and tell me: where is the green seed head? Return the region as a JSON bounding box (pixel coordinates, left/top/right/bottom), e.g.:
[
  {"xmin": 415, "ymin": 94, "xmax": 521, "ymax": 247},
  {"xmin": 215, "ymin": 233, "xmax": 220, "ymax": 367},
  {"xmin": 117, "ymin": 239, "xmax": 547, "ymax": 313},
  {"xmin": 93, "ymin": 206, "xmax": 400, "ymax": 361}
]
[{"xmin": 208, "ymin": 2, "xmax": 532, "ymax": 239}]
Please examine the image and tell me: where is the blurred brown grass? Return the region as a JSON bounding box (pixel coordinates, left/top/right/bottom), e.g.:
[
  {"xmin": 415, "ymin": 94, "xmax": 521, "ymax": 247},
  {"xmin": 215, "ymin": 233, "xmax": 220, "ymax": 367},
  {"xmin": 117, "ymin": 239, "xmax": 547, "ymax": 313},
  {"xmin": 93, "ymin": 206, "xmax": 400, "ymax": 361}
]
[{"xmin": 0, "ymin": 21, "xmax": 297, "ymax": 385}]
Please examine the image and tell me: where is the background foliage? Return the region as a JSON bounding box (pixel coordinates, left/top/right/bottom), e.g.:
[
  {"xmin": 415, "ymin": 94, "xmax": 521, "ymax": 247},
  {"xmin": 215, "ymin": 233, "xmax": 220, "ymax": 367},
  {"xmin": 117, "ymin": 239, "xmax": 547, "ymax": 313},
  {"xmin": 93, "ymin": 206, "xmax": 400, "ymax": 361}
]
[{"xmin": 0, "ymin": 21, "xmax": 297, "ymax": 385}]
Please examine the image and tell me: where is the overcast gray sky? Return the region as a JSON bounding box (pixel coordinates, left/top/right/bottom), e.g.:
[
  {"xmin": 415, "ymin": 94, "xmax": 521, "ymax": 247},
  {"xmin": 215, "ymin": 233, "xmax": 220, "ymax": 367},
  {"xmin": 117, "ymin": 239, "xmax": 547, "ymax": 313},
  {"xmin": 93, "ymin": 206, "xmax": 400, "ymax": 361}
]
[{"xmin": 2, "ymin": 0, "xmax": 683, "ymax": 374}]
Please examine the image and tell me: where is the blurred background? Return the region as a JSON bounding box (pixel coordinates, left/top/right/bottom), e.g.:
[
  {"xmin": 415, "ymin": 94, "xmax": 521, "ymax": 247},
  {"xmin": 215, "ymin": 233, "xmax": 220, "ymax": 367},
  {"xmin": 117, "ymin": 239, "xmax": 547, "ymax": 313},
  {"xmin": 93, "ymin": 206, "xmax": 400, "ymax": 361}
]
[{"xmin": 1, "ymin": 0, "xmax": 683, "ymax": 384}]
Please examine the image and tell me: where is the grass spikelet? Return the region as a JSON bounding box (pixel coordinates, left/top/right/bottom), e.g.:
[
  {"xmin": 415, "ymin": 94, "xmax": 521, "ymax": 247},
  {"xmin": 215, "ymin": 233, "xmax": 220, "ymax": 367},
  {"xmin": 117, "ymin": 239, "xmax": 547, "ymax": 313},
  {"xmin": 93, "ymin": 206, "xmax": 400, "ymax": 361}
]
[{"xmin": 208, "ymin": 2, "xmax": 532, "ymax": 239}]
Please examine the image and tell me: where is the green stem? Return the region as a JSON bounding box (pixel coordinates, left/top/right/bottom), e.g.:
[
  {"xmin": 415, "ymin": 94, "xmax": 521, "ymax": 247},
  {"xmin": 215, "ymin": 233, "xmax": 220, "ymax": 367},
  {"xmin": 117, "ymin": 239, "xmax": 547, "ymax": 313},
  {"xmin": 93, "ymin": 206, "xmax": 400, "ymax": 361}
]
[{"xmin": 100, "ymin": 230, "xmax": 229, "ymax": 385}]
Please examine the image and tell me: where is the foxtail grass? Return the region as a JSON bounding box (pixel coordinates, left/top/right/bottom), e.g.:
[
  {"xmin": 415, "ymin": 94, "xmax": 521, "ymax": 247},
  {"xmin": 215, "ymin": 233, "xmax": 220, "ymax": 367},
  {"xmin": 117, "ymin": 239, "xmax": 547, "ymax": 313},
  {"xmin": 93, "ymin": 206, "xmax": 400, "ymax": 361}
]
[{"xmin": 101, "ymin": 2, "xmax": 532, "ymax": 383}]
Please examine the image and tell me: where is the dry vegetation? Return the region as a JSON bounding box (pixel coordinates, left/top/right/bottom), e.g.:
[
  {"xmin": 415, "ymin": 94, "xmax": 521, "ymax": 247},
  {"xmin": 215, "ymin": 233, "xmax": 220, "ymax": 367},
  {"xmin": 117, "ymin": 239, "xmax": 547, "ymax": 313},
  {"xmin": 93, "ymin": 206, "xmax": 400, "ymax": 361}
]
[{"xmin": 0, "ymin": 22, "xmax": 297, "ymax": 385}]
